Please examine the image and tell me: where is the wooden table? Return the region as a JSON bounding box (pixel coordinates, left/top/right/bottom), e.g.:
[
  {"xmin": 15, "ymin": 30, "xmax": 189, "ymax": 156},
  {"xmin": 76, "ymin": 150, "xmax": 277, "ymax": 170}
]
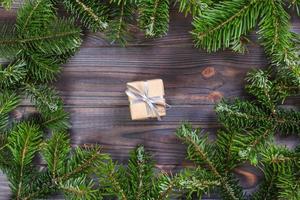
[{"xmin": 1, "ymin": 4, "xmax": 300, "ymax": 199}]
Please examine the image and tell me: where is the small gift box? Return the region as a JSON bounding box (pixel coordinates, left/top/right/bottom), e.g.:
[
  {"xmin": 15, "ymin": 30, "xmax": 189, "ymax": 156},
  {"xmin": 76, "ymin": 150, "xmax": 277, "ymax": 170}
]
[{"xmin": 125, "ymin": 79, "xmax": 168, "ymax": 120}]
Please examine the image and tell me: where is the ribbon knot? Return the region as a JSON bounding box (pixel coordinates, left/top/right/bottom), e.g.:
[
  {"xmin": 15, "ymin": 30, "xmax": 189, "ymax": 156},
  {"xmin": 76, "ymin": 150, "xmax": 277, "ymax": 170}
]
[{"xmin": 125, "ymin": 81, "xmax": 170, "ymax": 120}]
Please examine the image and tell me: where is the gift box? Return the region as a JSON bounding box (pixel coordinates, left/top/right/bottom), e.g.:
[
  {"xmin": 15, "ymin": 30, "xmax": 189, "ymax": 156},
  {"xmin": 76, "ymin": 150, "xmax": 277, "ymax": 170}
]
[{"xmin": 125, "ymin": 79, "xmax": 168, "ymax": 120}]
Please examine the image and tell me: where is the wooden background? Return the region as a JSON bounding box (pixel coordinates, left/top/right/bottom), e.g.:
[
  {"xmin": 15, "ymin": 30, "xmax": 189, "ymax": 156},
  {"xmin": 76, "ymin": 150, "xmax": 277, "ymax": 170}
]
[{"xmin": 1, "ymin": 3, "xmax": 300, "ymax": 199}]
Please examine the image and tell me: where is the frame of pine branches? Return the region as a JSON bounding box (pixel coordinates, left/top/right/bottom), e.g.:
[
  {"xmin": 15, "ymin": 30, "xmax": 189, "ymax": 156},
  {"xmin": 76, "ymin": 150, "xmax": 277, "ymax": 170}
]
[{"xmin": 0, "ymin": 0, "xmax": 299, "ymax": 199}]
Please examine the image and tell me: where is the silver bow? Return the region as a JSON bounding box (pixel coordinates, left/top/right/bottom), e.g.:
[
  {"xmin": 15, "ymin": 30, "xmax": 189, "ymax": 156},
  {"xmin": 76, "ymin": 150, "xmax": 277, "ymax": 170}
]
[{"xmin": 125, "ymin": 81, "xmax": 169, "ymax": 120}]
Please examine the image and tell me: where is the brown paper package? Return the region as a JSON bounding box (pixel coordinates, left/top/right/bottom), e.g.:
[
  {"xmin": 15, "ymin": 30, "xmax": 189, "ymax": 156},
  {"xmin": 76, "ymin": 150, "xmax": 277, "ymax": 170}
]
[{"xmin": 127, "ymin": 79, "xmax": 166, "ymax": 120}]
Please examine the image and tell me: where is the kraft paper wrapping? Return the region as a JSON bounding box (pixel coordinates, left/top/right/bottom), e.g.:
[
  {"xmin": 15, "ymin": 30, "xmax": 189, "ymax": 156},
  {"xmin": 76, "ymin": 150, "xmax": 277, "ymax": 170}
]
[{"xmin": 127, "ymin": 79, "xmax": 166, "ymax": 120}]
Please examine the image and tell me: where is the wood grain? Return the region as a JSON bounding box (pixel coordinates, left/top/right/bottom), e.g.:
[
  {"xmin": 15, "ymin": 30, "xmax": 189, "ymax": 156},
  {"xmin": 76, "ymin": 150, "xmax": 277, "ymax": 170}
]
[{"xmin": 0, "ymin": 5, "xmax": 300, "ymax": 200}]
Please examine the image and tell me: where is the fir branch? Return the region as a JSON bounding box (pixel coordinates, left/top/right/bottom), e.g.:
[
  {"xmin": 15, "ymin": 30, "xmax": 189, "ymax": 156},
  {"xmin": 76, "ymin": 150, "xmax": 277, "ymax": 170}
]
[
  {"xmin": 176, "ymin": 0, "xmax": 212, "ymax": 16},
  {"xmin": 277, "ymin": 173, "xmax": 300, "ymax": 200},
  {"xmin": 1, "ymin": 0, "xmax": 13, "ymax": 9},
  {"xmin": 16, "ymin": 0, "xmax": 56, "ymax": 36},
  {"xmin": 22, "ymin": 171, "xmax": 58, "ymax": 200},
  {"xmin": 25, "ymin": 83, "xmax": 63, "ymax": 114},
  {"xmin": 215, "ymin": 129, "xmax": 244, "ymax": 171},
  {"xmin": 42, "ymin": 132, "xmax": 71, "ymax": 178},
  {"xmin": 62, "ymin": 0, "xmax": 109, "ymax": 32},
  {"xmin": 97, "ymin": 159, "xmax": 128, "ymax": 200},
  {"xmin": 245, "ymin": 69, "xmax": 276, "ymax": 111},
  {"xmin": 237, "ymin": 127, "xmax": 275, "ymax": 165},
  {"xmin": 0, "ymin": 20, "xmax": 82, "ymax": 56},
  {"xmin": 106, "ymin": 0, "xmax": 135, "ymax": 46},
  {"xmin": 174, "ymin": 168, "xmax": 220, "ymax": 199},
  {"xmin": 252, "ymin": 145, "xmax": 300, "ymax": 200},
  {"xmin": 0, "ymin": 60, "xmax": 27, "ymax": 88},
  {"xmin": 126, "ymin": 145, "xmax": 154, "ymax": 199},
  {"xmin": 258, "ymin": 0, "xmax": 295, "ymax": 66},
  {"xmin": 60, "ymin": 176, "xmax": 98, "ymax": 200},
  {"xmin": 275, "ymin": 108, "xmax": 300, "ymax": 135},
  {"xmin": 138, "ymin": 0, "xmax": 169, "ymax": 37},
  {"xmin": 7, "ymin": 122, "xmax": 42, "ymax": 200},
  {"xmin": 0, "ymin": 24, "xmax": 20, "ymax": 58},
  {"xmin": 192, "ymin": 0, "xmax": 260, "ymax": 52},
  {"xmin": 97, "ymin": 146, "xmax": 175, "ymax": 200},
  {"xmin": 154, "ymin": 173, "xmax": 176, "ymax": 200},
  {"xmin": 0, "ymin": 90, "xmax": 20, "ymax": 130},
  {"xmin": 176, "ymin": 123, "xmax": 244, "ymax": 200},
  {"xmin": 59, "ymin": 145, "xmax": 105, "ymax": 182},
  {"xmin": 215, "ymin": 99, "xmax": 270, "ymax": 130},
  {"xmin": 25, "ymin": 53, "xmax": 61, "ymax": 83},
  {"xmin": 41, "ymin": 108, "xmax": 70, "ymax": 132}
]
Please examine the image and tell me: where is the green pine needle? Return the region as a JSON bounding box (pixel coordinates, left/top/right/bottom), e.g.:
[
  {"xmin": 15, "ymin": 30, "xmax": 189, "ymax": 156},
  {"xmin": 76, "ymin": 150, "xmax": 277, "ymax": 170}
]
[
  {"xmin": 60, "ymin": 176, "xmax": 98, "ymax": 200},
  {"xmin": 0, "ymin": 0, "xmax": 13, "ymax": 9},
  {"xmin": 258, "ymin": 0, "xmax": 294, "ymax": 66},
  {"xmin": 176, "ymin": 123, "xmax": 245, "ymax": 200},
  {"xmin": 62, "ymin": 0, "xmax": 109, "ymax": 32},
  {"xmin": 0, "ymin": 24, "xmax": 20, "ymax": 59},
  {"xmin": 0, "ymin": 60, "xmax": 27, "ymax": 88},
  {"xmin": 7, "ymin": 121, "xmax": 43, "ymax": 199},
  {"xmin": 176, "ymin": 0, "xmax": 212, "ymax": 16},
  {"xmin": 138, "ymin": 0, "xmax": 170, "ymax": 38},
  {"xmin": 191, "ymin": 0, "xmax": 261, "ymax": 52},
  {"xmin": 25, "ymin": 83, "xmax": 63, "ymax": 114},
  {"xmin": 106, "ymin": 0, "xmax": 135, "ymax": 46},
  {"xmin": 43, "ymin": 132, "xmax": 71, "ymax": 178},
  {"xmin": 0, "ymin": 90, "xmax": 20, "ymax": 130}
]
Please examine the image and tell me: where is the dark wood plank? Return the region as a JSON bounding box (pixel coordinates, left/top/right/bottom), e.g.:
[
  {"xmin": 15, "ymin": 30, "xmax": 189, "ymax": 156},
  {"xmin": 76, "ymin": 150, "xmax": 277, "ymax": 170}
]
[{"xmin": 0, "ymin": 4, "xmax": 300, "ymax": 200}]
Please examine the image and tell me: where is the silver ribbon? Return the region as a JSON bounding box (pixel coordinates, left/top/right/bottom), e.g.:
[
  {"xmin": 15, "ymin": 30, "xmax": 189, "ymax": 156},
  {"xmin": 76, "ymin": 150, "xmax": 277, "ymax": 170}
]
[{"xmin": 125, "ymin": 81, "xmax": 170, "ymax": 120}]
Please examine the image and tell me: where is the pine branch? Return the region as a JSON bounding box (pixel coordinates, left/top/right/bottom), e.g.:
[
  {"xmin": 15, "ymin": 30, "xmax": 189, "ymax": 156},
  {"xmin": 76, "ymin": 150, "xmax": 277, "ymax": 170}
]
[
  {"xmin": 41, "ymin": 108, "xmax": 70, "ymax": 132},
  {"xmin": 97, "ymin": 159, "xmax": 128, "ymax": 200},
  {"xmin": 176, "ymin": 0, "xmax": 213, "ymax": 16},
  {"xmin": 25, "ymin": 83, "xmax": 62, "ymax": 113},
  {"xmin": 215, "ymin": 129, "xmax": 244, "ymax": 171},
  {"xmin": 42, "ymin": 132, "xmax": 71, "ymax": 178},
  {"xmin": 236, "ymin": 127, "xmax": 275, "ymax": 165},
  {"xmin": 0, "ymin": 60, "xmax": 27, "ymax": 88},
  {"xmin": 176, "ymin": 123, "xmax": 244, "ymax": 200},
  {"xmin": 106, "ymin": 0, "xmax": 135, "ymax": 46},
  {"xmin": 126, "ymin": 146, "xmax": 154, "ymax": 199},
  {"xmin": 0, "ymin": 90, "xmax": 20, "ymax": 130},
  {"xmin": 1, "ymin": 20, "xmax": 81, "ymax": 56},
  {"xmin": 192, "ymin": 0, "xmax": 260, "ymax": 52},
  {"xmin": 97, "ymin": 146, "xmax": 176, "ymax": 200},
  {"xmin": 138, "ymin": 0, "xmax": 169, "ymax": 37},
  {"xmin": 0, "ymin": 0, "xmax": 13, "ymax": 10},
  {"xmin": 7, "ymin": 122, "xmax": 42, "ymax": 200},
  {"xmin": 60, "ymin": 176, "xmax": 98, "ymax": 200},
  {"xmin": 25, "ymin": 53, "xmax": 61, "ymax": 83},
  {"xmin": 16, "ymin": 0, "xmax": 56, "ymax": 36},
  {"xmin": 153, "ymin": 173, "xmax": 176, "ymax": 200},
  {"xmin": 0, "ymin": 24, "xmax": 20, "ymax": 58},
  {"xmin": 62, "ymin": 0, "xmax": 109, "ymax": 32},
  {"xmin": 250, "ymin": 174, "xmax": 278, "ymax": 200},
  {"xmin": 252, "ymin": 145, "xmax": 300, "ymax": 200},
  {"xmin": 258, "ymin": 0, "xmax": 295, "ymax": 66},
  {"xmin": 23, "ymin": 19, "xmax": 82, "ymax": 55},
  {"xmin": 277, "ymin": 172, "xmax": 300, "ymax": 200},
  {"xmin": 245, "ymin": 69, "xmax": 277, "ymax": 111},
  {"xmin": 275, "ymin": 108, "xmax": 300, "ymax": 135},
  {"xmin": 174, "ymin": 168, "xmax": 220, "ymax": 199},
  {"xmin": 215, "ymin": 99, "xmax": 270, "ymax": 130},
  {"xmin": 22, "ymin": 171, "xmax": 58, "ymax": 200},
  {"xmin": 59, "ymin": 145, "xmax": 105, "ymax": 182}
]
